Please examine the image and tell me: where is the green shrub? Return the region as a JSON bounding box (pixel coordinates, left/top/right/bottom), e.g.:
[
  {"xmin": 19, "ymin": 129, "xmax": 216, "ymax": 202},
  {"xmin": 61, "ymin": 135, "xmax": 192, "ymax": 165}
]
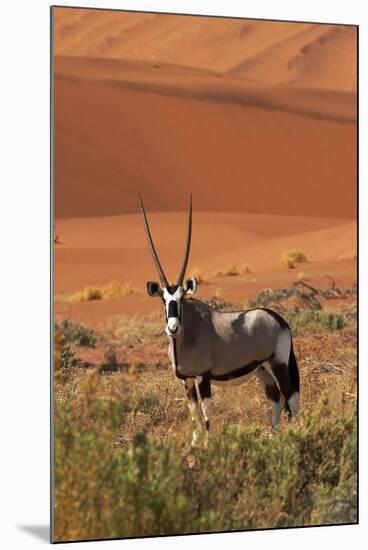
[
  {"xmin": 53, "ymin": 391, "xmax": 357, "ymax": 542},
  {"xmin": 59, "ymin": 319, "xmax": 97, "ymax": 348},
  {"xmin": 285, "ymin": 309, "xmax": 345, "ymax": 335},
  {"xmin": 59, "ymin": 345, "xmax": 79, "ymax": 369}
]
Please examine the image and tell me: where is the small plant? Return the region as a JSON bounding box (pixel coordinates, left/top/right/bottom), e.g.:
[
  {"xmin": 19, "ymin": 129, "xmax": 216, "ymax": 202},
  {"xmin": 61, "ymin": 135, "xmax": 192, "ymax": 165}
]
[
  {"xmin": 59, "ymin": 319, "xmax": 97, "ymax": 348},
  {"xmin": 281, "ymin": 249, "xmax": 308, "ymax": 269},
  {"xmin": 225, "ymin": 266, "xmax": 240, "ymax": 276},
  {"xmin": 69, "ymin": 281, "xmax": 136, "ymax": 303},
  {"xmin": 54, "ymin": 323, "xmax": 78, "ymax": 371},
  {"xmin": 60, "ymin": 345, "xmax": 79, "ymax": 369}
]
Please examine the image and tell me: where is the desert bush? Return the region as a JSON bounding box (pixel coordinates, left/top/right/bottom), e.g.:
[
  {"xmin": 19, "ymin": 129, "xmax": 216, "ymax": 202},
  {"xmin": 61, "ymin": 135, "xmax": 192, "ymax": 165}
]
[
  {"xmin": 213, "ymin": 266, "xmax": 241, "ymax": 277},
  {"xmin": 54, "ymin": 322, "xmax": 79, "ymax": 372},
  {"xmin": 60, "ymin": 345, "xmax": 79, "ymax": 370},
  {"xmin": 53, "ymin": 386, "xmax": 356, "ymax": 542},
  {"xmin": 225, "ymin": 266, "xmax": 240, "ymax": 276},
  {"xmin": 69, "ymin": 281, "xmax": 136, "ymax": 303},
  {"xmin": 58, "ymin": 319, "xmax": 97, "ymax": 348},
  {"xmin": 281, "ymin": 250, "xmax": 308, "ymax": 269},
  {"xmin": 285, "ymin": 309, "xmax": 345, "ymax": 335}
]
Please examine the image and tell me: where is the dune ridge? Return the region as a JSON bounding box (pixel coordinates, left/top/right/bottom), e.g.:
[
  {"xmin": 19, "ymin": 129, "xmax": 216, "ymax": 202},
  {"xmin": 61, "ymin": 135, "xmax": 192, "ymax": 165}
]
[
  {"xmin": 55, "ymin": 56, "xmax": 356, "ymax": 124},
  {"xmin": 53, "ymin": 9, "xmax": 356, "ymax": 92},
  {"xmin": 54, "ymin": 212, "xmax": 356, "ymax": 294}
]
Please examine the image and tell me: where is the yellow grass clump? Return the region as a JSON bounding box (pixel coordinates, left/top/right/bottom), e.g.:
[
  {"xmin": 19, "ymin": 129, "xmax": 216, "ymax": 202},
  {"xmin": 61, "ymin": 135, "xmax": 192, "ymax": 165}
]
[
  {"xmin": 226, "ymin": 266, "xmax": 240, "ymax": 276},
  {"xmin": 281, "ymin": 249, "xmax": 308, "ymax": 269},
  {"xmin": 69, "ymin": 281, "xmax": 136, "ymax": 303},
  {"xmin": 214, "ymin": 265, "xmax": 250, "ymax": 277}
]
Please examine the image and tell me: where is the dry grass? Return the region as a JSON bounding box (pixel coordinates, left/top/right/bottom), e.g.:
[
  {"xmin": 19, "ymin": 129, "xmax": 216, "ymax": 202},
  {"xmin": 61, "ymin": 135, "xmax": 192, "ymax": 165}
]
[
  {"xmin": 68, "ymin": 280, "xmax": 136, "ymax": 303},
  {"xmin": 214, "ymin": 265, "xmax": 251, "ymax": 277},
  {"xmin": 54, "ymin": 320, "xmax": 356, "ymax": 446},
  {"xmin": 53, "ymin": 288, "xmax": 357, "ymax": 541},
  {"xmin": 281, "ymin": 249, "xmax": 308, "ymax": 269}
]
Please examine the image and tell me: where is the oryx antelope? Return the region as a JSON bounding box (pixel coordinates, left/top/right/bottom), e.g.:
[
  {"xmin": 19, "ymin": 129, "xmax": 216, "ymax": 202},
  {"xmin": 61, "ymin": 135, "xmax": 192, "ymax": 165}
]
[{"xmin": 139, "ymin": 195, "xmax": 300, "ymax": 446}]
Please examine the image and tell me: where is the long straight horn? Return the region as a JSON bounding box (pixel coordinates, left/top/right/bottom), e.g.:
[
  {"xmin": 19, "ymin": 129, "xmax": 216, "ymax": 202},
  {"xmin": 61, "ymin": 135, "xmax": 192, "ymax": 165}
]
[
  {"xmin": 138, "ymin": 194, "xmax": 169, "ymax": 288},
  {"xmin": 176, "ymin": 195, "xmax": 192, "ymax": 286}
]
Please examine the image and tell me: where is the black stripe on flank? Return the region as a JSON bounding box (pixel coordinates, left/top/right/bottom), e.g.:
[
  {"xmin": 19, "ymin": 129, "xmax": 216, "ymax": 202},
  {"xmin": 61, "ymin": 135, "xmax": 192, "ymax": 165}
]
[{"xmin": 210, "ymin": 355, "xmax": 273, "ymax": 382}]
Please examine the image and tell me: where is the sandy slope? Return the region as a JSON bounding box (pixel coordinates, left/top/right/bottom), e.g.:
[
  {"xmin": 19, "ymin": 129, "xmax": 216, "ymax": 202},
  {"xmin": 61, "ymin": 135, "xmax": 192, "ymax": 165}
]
[
  {"xmin": 54, "ymin": 56, "xmax": 356, "ymax": 220},
  {"xmin": 54, "ymin": 211, "xmax": 356, "ymax": 323},
  {"xmin": 54, "ymin": 212, "xmax": 356, "ymax": 293},
  {"xmin": 53, "ymin": 8, "xmax": 356, "ymax": 91}
]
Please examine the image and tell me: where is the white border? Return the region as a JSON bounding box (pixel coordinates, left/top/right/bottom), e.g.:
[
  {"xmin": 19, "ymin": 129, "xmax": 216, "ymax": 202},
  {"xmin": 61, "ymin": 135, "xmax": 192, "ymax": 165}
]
[{"xmin": 0, "ymin": 1, "xmax": 365, "ymax": 548}]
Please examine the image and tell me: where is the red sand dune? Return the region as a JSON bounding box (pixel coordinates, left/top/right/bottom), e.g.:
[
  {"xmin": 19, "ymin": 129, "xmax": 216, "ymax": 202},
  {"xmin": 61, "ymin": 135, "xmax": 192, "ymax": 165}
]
[
  {"xmin": 53, "ymin": 9, "xmax": 356, "ymax": 91},
  {"xmin": 54, "ymin": 55, "xmax": 356, "ymax": 220}
]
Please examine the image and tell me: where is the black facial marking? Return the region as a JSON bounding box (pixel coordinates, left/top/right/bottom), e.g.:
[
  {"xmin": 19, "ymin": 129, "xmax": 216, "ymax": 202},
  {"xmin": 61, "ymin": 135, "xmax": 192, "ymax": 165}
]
[
  {"xmin": 168, "ymin": 300, "xmax": 179, "ymax": 318},
  {"xmin": 167, "ymin": 284, "xmax": 179, "ymax": 295}
]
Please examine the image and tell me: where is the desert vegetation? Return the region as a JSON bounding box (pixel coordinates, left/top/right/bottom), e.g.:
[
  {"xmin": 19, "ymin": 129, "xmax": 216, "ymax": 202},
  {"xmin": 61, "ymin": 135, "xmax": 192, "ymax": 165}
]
[
  {"xmin": 281, "ymin": 250, "xmax": 308, "ymax": 269},
  {"xmin": 68, "ymin": 281, "xmax": 136, "ymax": 303},
  {"xmin": 53, "ymin": 281, "xmax": 357, "ymax": 542}
]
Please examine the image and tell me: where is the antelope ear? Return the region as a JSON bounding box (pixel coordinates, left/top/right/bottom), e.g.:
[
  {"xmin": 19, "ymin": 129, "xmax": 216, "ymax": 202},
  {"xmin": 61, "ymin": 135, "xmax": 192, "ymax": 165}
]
[
  {"xmin": 147, "ymin": 281, "xmax": 162, "ymax": 297},
  {"xmin": 184, "ymin": 277, "xmax": 197, "ymax": 295}
]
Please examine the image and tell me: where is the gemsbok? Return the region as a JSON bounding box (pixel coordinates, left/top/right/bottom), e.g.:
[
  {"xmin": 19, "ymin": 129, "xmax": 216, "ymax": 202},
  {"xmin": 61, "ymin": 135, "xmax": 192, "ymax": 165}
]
[{"xmin": 139, "ymin": 195, "xmax": 300, "ymax": 446}]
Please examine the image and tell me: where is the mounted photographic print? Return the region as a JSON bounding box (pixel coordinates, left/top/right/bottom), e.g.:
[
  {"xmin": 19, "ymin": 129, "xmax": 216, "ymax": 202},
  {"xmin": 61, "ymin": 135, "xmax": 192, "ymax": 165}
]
[{"xmin": 51, "ymin": 5, "xmax": 358, "ymax": 543}]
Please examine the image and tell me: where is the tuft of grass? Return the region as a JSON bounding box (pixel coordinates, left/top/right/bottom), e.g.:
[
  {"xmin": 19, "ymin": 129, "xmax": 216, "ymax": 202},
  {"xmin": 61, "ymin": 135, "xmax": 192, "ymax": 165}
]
[
  {"xmin": 69, "ymin": 281, "xmax": 136, "ymax": 303},
  {"xmin": 58, "ymin": 319, "xmax": 97, "ymax": 348},
  {"xmin": 285, "ymin": 309, "xmax": 345, "ymax": 335},
  {"xmin": 281, "ymin": 250, "xmax": 308, "ymax": 269},
  {"xmin": 214, "ymin": 265, "xmax": 250, "ymax": 277},
  {"xmin": 224, "ymin": 266, "xmax": 240, "ymax": 276}
]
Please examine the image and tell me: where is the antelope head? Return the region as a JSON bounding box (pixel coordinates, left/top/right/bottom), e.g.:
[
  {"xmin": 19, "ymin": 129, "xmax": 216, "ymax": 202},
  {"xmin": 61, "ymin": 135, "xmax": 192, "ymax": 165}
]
[{"xmin": 139, "ymin": 194, "xmax": 197, "ymax": 337}]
